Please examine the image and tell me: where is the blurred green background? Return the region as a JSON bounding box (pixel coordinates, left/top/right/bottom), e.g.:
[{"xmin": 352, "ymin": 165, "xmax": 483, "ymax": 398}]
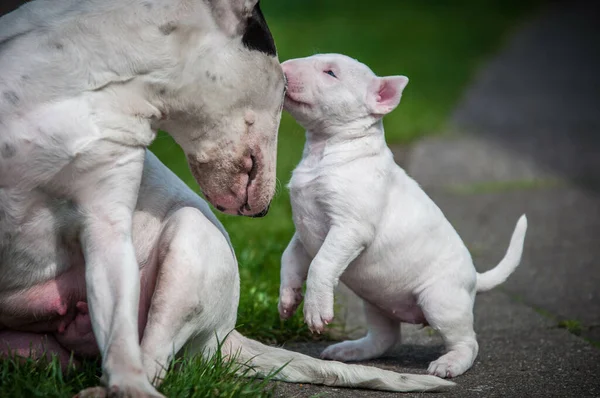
[{"xmin": 150, "ymin": 0, "xmax": 543, "ymax": 343}]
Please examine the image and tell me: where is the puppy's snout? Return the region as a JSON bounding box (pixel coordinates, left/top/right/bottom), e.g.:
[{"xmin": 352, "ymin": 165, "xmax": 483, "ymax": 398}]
[{"xmin": 282, "ymin": 63, "xmax": 296, "ymax": 83}]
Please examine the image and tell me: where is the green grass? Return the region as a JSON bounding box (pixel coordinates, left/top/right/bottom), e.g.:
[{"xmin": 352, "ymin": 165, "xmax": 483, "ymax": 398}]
[
  {"xmin": 0, "ymin": 357, "xmax": 99, "ymax": 398},
  {"xmin": 2, "ymin": 0, "xmax": 543, "ymax": 395},
  {"xmin": 509, "ymin": 294, "xmax": 600, "ymax": 348},
  {"xmin": 557, "ymin": 320, "xmax": 583, "ymax": 336},
  {"xmin": 1, "ymin": 346, "xmax": 279, "ymax": 397}
]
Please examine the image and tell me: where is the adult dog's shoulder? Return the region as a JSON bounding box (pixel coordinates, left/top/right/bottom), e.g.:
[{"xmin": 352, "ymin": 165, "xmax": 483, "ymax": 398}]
[{"xmin": 0, "ymin": 1, "xmax": 188, "ymax": 117}]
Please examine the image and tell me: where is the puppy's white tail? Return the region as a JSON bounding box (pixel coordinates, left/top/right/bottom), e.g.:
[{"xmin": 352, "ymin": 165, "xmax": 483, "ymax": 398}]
[
  {"xmin": 476, "ymin": 214, "xmax": 528, "ymax": 293},
  {"xmin": 222, "ymin": 330, "xmax": 454, "ymax": 392}
]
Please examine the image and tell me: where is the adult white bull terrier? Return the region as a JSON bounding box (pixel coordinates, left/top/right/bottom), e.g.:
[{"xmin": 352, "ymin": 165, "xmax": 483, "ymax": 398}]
[
  {"xmin": 0, "ymin": 1, "xmax": 452, "ymax": 396},
  {"xmin": 278, "ymin": 53, "xmax": 528, "ymax": 379}
]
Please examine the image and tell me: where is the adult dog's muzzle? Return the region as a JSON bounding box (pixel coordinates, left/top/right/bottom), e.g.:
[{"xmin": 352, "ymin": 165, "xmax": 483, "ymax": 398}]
[{"xmin": 247, "ymin": 202, "xmax": 271, "ymax": 218}]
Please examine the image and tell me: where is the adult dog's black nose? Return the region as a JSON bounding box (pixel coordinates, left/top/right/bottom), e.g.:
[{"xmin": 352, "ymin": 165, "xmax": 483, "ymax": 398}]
[{"xmin": 250, "ymin": 203, "xmax": 271, "ymax": 218}]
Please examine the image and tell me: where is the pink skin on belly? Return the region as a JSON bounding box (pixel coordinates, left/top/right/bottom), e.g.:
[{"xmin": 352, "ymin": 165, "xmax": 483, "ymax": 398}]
[
  {"xmin": 390, "ymin": 307, "xmax": 428, "ymax": 325},
  {"xmin": 0, "ymin": 257, "xmax": 160, "ymax": 368},
  {"xmin": 0, "ymin": 265, "xmax": 86, "ymax": 333},
  {"xmin": 378, "ymin": 298, "xmax": 428, "ymax": 325},
  {"xmin": 0, "ymin": 330, "xmax": 81, "ymax": 368}
]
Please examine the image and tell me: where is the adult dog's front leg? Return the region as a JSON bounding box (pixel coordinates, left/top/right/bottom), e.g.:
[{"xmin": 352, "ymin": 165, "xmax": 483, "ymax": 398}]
[
  {"xmin": 304, "ymin": 226, "xmax": 367, "ymax": 333},
  {"xmin": 73, "ymin": 147, "xmax": 161, "ymax": 397}
]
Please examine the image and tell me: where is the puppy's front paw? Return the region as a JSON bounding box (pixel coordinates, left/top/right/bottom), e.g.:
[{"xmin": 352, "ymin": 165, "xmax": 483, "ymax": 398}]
[
  {"xmin": 303, "ymin": 292, "xmax": 334, "ymax": 334},
  {"xmin": 278, "ymin": 287, "xmax": 303, "ymax": 319}
]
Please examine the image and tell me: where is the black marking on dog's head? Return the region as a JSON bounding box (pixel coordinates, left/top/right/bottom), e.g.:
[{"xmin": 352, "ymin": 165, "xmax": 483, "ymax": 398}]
[{"xmin": 242, "ymin": 3, "xmax": 276, "ymax": 56}]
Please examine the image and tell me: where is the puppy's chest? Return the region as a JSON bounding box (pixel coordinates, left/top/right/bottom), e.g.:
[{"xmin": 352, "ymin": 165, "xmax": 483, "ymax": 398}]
[{"xmin": 288, "ymin": 168, "xmax": 334, "ymax": 254}]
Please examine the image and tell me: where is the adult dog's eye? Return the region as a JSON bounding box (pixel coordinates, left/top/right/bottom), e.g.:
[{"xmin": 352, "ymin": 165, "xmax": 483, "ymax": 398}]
[{"xmin": 325, "ymin": 70, "xmax": 337, "ymax": 78}]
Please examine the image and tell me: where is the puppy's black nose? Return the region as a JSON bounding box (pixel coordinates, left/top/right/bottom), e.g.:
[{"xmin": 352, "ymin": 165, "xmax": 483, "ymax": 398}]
[{"xmin": 250, "ymin": 203, "xmax": 271, "ymax": 218}]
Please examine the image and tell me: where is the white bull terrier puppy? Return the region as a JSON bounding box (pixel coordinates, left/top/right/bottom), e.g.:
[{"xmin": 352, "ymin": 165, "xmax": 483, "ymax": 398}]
[{"xmin": 278, "ymin": 53, "xmax": 528, "ymax": 379}]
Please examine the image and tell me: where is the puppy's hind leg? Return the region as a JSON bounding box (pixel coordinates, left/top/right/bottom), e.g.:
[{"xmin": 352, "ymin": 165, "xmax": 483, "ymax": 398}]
[
  {"xmin": 320, "ymin": 300, "xmax": 399, "ymax": 362},
  {"xmin": 420, "ymin": 287, "xmax": 479, "ymax": 378},
  {"xmin": 139, "ymin": 207, "xmax": 239, "ymax": 386}
]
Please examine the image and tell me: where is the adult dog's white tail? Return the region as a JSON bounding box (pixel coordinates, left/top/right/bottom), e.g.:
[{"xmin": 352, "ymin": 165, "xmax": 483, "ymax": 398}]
[
  {"xmin": 476, "ymin": 214, "xmax": 528, "ymax": 293},
  {"xmin": 222, "ymin": 330, "xmax": 454, "ymax": 392}
]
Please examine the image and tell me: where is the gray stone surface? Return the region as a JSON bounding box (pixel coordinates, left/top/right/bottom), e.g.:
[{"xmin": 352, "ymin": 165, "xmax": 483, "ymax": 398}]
[
  {"xmin": 274, "ymin": 292, "xmax": 600, "ymax": 397},
  {"xmin": 273, "ymin": 0, "xmax": 600, "ymax": 396},
  {"xmin": 408, "ymin": 0, "xmax": 600, "ymax": 343}
]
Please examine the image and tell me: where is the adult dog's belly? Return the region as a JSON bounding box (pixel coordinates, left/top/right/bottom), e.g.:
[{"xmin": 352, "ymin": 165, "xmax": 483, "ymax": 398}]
[{"xmin": 0, "ymin": 188, "xmax": 163, "ymax": 357}]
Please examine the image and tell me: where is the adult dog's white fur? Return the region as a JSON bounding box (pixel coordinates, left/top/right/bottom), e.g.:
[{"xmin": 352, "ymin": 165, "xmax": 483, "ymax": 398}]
[
  {"xmin": 0, "ymin": 1, "xmax": 452, "ymax": 396},
  {"xmin": 279, "ymin": 53, "xmax": 528, "ymax": 379}
]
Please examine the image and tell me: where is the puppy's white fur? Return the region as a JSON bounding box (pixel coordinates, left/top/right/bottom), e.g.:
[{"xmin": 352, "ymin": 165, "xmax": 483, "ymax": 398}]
[{"xmin": 279, "ymin": 53, "xmax": 527, "ymax": 378}]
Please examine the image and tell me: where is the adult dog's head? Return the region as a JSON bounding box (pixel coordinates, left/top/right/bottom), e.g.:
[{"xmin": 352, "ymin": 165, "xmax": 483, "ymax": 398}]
[{"xmin": 158, "ymin": 0, "xmax": 285, "ymax": 217}]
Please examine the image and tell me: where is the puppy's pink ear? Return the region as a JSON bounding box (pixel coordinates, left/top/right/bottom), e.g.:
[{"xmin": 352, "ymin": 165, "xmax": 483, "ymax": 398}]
[{"xmin": 368, "ymin": 76, "xmax": 409, "ymax": 116}]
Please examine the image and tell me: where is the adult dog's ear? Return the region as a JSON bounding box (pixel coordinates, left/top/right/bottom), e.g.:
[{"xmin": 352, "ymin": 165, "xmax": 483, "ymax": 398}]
[
  {"xmin": 208, "ymin": 0, "xmax": 258, "ymax": 36},
  {"xmin": 209, "ymin": 0, "xmax": 276, "ymax": 56}
]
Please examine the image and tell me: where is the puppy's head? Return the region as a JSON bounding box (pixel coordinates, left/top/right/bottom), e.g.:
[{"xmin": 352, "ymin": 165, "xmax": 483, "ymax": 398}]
[
  {"xmin": 281, "ymin": 54, "xmax": 408, "ymax": 132},
  {"xmin": 160, "ymin": 0, "xmax": 285, "ymax": 217}
]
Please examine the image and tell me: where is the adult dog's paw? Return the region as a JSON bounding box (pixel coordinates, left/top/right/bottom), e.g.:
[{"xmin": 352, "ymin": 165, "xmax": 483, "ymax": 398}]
[
  {"xmin": 303, "ymin": 292, "xmax": 334, "ymax": 333},
  {"xmin": 74, "ymin": 385, "xmax": 166, "ymax": 398},
  {"xmin": 278, "ymin": 287, "xmax": 303, "ymax": 319},
  {"xmin": 73, "ymin": 386, "xmax": 107, "ymax": 398},
  {"xmin": 74, "ymin": 373, "xmax": 166, "ymax": 398}
]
